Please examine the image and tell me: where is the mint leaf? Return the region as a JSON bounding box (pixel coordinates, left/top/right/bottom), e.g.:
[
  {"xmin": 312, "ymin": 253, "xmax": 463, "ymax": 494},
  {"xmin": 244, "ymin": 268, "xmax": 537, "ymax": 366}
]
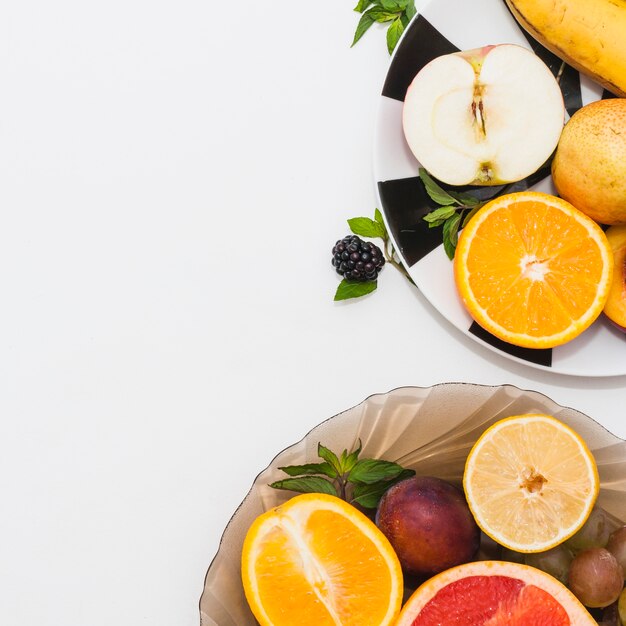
[
  {"xmin": 348, "ymin": 458, "xmax": 408, "ymax": 484},
  {"xmin": 278, "ymin": 462, "xmax": 337, "ymax": 478},
  {"xmin": 374, "ymin": 208, "xmax": 388, "ymax": 239},
  {"xmin": 443, "ymin": 213, "xmax": 462, "ymax": 259},
  {"xmin": 351, "ymin": 0, "xmax": 415, "ymax": 52},
  {"xmin": 269, "ymin": 476, "xmax": 338, "ymax": 497},
  {"xmin": 351, "ymin": 469, "xmax": 415, "ymax": 508},
  {"xmin": 339, "ymin": 448, "xmax": 349, "ymax": 470},
  {"xmin": 368, "ymin": 8, "xmax": 401, "ymax": 22},
  {"xmin": 405, "ymin": 0, "xmax": 417, "ymax": 20},
  {"xmin": 418, "ymin": 168, "xmax": 485, "ymax": 259},
  {"xmin": 423, "ymin": 205, "xmax": 457, "ymax": 225},
  {"xmin": 354, "ymin": 0, "xmax": 374, "ymax": 11},
  {"xmin": 343, "ymin": 439, "xmax": 362, "ymax": 473},
  {"xmin": 348, "ymin": 216, "xmax": 386, "ymax": 239},
  {"xmin": 379, "ymin": 0, "xmax": 408, "ymax": 10},
  {"xmin": 374, "ymin": 208, "xmax": 386, "ymax": 230},
  {"xmin": 419, "ymin": 168, "xmax": 458, "ymax": 206},
  {"xmin": 447, "ymin": 190, "xmax": 481, "ymax": 207},
  {"xmin": 351, "ymin": 12, "xmax": 376, "ymax": 46},
  {"xmin": 352, "ymin": 482, "xmax": 391, "ymax": 508},
  {"xmin": 317, "ymin": 443, "xmax": 342, "ymax": 475},
  {"xmin": 334, "ymin": 279, "xmax": 377, "ymax": 301},
  {"xmin": 462, "ymin": 205, "xmax": 481, "ymax": 227},
  {"xmin": 424, "ymin": 218, "xmax": 446, "ymax": 228},
  {"xmin": 387, "ymin": 16, "xmax": 405, "ymax": 54}
]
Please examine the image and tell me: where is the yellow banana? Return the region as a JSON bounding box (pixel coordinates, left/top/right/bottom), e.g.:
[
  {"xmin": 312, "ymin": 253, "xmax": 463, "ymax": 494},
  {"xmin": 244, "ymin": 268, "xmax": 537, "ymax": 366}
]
[{"xmin": 505, "ymin": 0, "xmax": 626, "ymax": 97}]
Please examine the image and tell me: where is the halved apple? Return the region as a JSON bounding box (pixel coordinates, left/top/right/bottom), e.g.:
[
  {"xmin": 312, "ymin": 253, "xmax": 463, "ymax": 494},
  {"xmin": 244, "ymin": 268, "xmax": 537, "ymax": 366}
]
[
  {"xmin": 403, "ymin": 44, "xmax": 565, "ymax": 186},
  {"xmin": 604, "ymin": 225, "xmax": 626, "ymax": 331}
]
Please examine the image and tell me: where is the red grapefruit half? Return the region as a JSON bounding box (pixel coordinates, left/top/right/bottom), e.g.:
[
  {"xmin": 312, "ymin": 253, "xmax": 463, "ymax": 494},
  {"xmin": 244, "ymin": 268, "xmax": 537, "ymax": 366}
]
[{"xmin": 396, "ymin": 561, "xmax": 596, "ymax": 626}]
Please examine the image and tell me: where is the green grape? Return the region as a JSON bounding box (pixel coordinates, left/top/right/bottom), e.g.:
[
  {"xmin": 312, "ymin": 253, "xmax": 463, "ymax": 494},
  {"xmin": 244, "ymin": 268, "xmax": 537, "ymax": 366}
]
[
  {"xmin": 607, "ymin": 526, "xmax": 626, "ymax": 578},
  {"xmin": 525, "ymin": 544, "xmax": 573, "ymax": 585},
  {"xmin": 566, "ymin": 507, "xmax": 611, "ymax": 553},
  {"xmin": 568, "ymin": 547, "xmax": 623, "ymax": 608}
]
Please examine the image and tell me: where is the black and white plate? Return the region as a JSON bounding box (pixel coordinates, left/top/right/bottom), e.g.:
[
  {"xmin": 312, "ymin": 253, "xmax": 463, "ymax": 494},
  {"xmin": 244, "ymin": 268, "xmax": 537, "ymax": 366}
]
[{"xmin": 374, "ymin": 0, "xmax": 626, "ymax": 377}]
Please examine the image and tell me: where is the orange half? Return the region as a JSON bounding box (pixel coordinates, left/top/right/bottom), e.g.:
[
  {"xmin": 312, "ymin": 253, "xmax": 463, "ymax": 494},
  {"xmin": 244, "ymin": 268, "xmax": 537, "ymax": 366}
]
[
  {"xmin": 241, "ymin": 493, "xmax": 403, "ymax": 626},
  {"xmin": 454, "ymin": 191, "xmax": 613, "ymax": 348},
  {"xmin": 396, "ymin": 560, "xmax": 596, "ymax": 625}
]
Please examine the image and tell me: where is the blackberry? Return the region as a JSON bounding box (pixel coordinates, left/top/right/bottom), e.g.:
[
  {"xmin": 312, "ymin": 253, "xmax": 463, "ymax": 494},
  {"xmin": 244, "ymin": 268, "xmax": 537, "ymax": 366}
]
[{"xmin": 331, "ymin": 235, "xmax": 385, "ymax": 282}]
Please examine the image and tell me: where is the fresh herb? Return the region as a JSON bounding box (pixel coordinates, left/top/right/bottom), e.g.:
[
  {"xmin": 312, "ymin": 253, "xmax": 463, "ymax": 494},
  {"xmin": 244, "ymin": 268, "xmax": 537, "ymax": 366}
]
[
  {"xmin": 270, "ymin": 440, "xmax": 415, "ymax": 508},
  {"xmin": 335, "ymin": 279, "xmax": 378, "ymax": 301},
  {"xmin": 419, "ymin": 168, "xmax": 487, "ymax": 259},
  {"xmin": 351, "ymin": 0, "xmax": 417, "ymax": 54},
  {"xmin": 347, "ymin": 215, "xmax": 386, "ymax": 239},
  {"xmin": 334, "ymin": 208, "xmax": 415, "ymax": 301}
]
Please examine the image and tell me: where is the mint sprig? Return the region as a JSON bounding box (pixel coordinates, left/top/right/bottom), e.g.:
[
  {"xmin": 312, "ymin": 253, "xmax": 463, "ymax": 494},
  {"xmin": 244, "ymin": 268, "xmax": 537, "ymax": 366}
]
[
  {"xmin": 270, "ymin": 440, "xmax": 415, "ymax": 508},
  {"xmin": 419, "ymin": 168, "xmax": 490, "ymax": 259},
  {"xmin": 352, "ymin": 0, "xmax": 416, "ymax": 54},
  {"xmin": 334, "ymin": 208, "xmax": 415, "ymax": 301}
]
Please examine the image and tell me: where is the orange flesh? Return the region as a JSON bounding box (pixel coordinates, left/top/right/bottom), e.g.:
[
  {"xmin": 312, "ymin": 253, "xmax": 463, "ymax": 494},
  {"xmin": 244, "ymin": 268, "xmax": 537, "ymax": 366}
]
[
  {"xmin": 253, "ymin": 509, "xmax": 395, "ymax": 625},
  {"xmin": 254, "ymin": 524, "xmax": 337, "ymax": 625},
  {"xmin": 604, "ymin": 243, "xmax": 626, "ymax": 325},
  {"xmin": 465, "ymin": 200, "xmax": 606, "ymax": 337},
  {"xmin": 411, "ymin": 575, "xmax": 570, "ymax": 625}
]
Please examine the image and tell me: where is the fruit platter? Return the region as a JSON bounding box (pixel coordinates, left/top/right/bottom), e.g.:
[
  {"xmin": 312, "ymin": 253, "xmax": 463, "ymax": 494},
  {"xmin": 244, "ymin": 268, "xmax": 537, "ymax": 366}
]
[
  {"xmin": 199, "ymin": 384, "xmax": 626, "ymax": 625},
  {"xmin": 373, "ymin": 0, "xmax": 626, "ymax": 376}
]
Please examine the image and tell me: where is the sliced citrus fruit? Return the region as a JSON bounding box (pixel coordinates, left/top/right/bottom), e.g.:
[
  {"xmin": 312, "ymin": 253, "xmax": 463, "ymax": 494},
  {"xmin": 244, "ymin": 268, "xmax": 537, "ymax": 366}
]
[
  {"xmin": 603, "ymin": 224, "xmax": 626, "ymax": 328},
  {"xmin": 454, "ymin": 191, "xmax": 613, "ymax": 348},
  {"xmin": 241, "ymin": 492, "xmax": 403, "ymax": 626},
  {"xmin": 396, "ymin": 560, "xmax": 596, "ymax": 625},
  {"xmin": 463, "ymin": 414, "xmax": 599, "ymax": 553}
]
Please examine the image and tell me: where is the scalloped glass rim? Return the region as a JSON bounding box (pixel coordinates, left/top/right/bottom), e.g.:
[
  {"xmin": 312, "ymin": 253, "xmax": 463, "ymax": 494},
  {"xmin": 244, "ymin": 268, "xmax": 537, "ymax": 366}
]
[{"xmin": 199, "ymin": 383, "xmax": 626, "ymax": 625}]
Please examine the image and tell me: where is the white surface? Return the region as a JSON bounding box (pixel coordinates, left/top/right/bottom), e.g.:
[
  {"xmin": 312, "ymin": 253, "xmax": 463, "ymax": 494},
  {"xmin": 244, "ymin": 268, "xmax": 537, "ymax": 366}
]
[{"xmin": 0, "ymin": 2, "xmax": 625, "ymax": 626}]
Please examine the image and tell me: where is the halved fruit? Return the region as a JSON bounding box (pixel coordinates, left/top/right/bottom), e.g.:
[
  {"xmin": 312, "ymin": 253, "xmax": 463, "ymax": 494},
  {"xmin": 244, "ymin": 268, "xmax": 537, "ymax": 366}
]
[
  {"xmin": 396, "ymin": 560, "xmax": 597, "ymax": 625},
  {"xmin": 603, "ymin": 224, "xmax": 626, "ymax": 330},
  {"xmin": 463, "ymin": 414, "xmax": 599, "ymax": 553},
  {"xmin": 402, "ymin": 44, "xmax": 564, "ymax": 186},
  {"xmin": 454, "ymin": 191, "xmax": 613, "ymax": 348},
  {"xmin": 241, "ymin": 493, "xmax": 403, "ymax": 626}
]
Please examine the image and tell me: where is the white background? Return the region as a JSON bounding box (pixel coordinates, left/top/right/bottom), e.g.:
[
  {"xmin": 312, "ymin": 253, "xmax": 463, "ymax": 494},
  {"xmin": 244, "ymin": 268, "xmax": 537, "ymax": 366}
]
[{"xmin": 1, "ymin": 2, "xmax": 625, "ymax": 625}]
